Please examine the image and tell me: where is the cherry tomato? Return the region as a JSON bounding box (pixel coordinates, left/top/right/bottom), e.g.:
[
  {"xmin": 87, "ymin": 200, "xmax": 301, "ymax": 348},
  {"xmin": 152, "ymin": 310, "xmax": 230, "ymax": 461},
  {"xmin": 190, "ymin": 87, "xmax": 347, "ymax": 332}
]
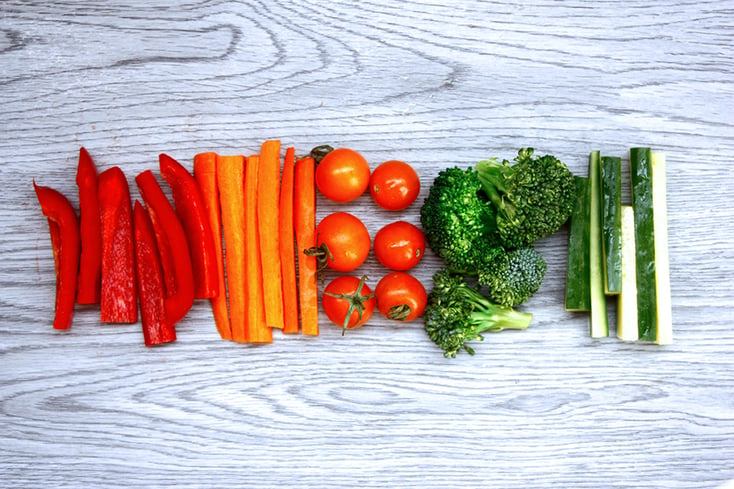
[
  {"xmin": 369, "ymin": 160, "xmax": 421, "ymax": 211},
  {"xmin": 315, "ymin": 212, "xmax": 371, "ymax": 272},
  {"xmin": 373, "ymin": 221, "xmax": 426, "ymax": 271},
  {"xmin": 322, "ymin": 275, "xmax": 376, "ymax": 331},
  {"xmin": 315, "ymin": 148, "xmax": 370, "ymax": 203},
  {"xmin": 375, "ymin": 272, "xmax": 427, "ymax": 322}
]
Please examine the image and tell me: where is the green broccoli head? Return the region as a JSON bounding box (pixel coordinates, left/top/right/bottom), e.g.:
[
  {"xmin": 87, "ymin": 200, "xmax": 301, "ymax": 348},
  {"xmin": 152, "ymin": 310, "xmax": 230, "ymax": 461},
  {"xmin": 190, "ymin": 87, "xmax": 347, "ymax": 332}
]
[
  {"xmin": 475, "ymin": 148, "xmax": 576, "ymax": 249},
  {"xmin": 419, "ymin": 167, "xmax": 500, "ymax": 274},
  {"xmin": 423, "ymin": 269, "xmax": 533, "ymax": 358},
  {"xmin": 477, "ymin": 246, "xmax": 547, "ymax": 307}
]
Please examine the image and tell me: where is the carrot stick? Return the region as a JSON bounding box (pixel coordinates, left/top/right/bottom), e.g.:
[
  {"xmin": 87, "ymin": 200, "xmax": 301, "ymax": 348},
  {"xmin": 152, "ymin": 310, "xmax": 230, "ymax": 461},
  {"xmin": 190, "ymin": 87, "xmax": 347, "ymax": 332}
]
[
  {"xmin": 193, "ymin": 152, "xmax": 232, "ymax": 340},
  {"xmin": 245, "ymin": 154, "xmax": 272, "ymax": 343},
  {"xmin": 279, "ymin": 147, "xmax": 299, "ymax": 334},
  {"xmin": 258, "ymin": 139, "xmax": 285, "ymax": 330},
  {"xmin": 216, "ymin": 154, "xmax": 247, "ymax": 342},
  {"xmin": 294, "ymin": 156, "xmax": 319, "ymax": 336}
]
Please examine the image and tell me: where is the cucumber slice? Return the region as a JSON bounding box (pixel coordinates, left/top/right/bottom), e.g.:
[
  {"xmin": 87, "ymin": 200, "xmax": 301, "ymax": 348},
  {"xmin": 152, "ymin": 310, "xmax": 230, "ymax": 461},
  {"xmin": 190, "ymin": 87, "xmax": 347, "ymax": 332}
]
[
  {"xmin": 651, "ymin": 152, "xmax": 672, "ymax": 345},
  {"xmin": 629, "ymin": 147, "xmax": 657, "ymax": 341},
  {"xmin": 565, "ymin": 176, "xmax": 591, "ymax": 311},
  {"xmin": 600, "ymin": 156, "xmax": 622, "ymax": 295},
  {"xmin": 616, "ymin": 205, "xmax": 638, "ymax": 341},
  {"xmin": 589, "ymin": 151, "xmax": 609, "ymax": 338}
]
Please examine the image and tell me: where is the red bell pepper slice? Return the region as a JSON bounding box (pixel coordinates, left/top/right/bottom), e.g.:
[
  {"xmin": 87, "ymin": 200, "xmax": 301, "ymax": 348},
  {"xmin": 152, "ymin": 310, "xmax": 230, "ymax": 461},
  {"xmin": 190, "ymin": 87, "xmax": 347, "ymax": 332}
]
[
  {"xmin": 98, "ymin": 166, "xmax": 138, "ymax": 323},
  {"xmin": 133, "ymin": 200, "xmax": 176, "ymax": 346},
  {"xmin": 135, "ymin": 169, "xmax": 194, "ymax": 326},
  {"xmin": 75, "ymin": 147, "xmax": 102, "ymax": 305},
  {"xmin": 33, "ymin": 181, "xmax": 80, "ymax": 330},
  {"xmin": 159, "ymin": 153, "xmax": 219, "ymax": 300}
]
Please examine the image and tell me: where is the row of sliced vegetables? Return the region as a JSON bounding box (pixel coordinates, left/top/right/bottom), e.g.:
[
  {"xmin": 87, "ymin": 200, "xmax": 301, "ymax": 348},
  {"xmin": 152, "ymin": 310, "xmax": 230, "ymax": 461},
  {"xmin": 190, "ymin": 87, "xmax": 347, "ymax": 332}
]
[{"xmin": 33, "ymin": 142, "xmax": 672, "ymax": 351}]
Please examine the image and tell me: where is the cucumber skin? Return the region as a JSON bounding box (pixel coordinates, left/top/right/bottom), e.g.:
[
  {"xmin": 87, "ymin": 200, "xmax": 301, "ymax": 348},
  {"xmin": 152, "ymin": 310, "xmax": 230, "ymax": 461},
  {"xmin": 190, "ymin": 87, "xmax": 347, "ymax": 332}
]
[
  {"xmin": 600, "ymin": 156, "xmax": 622, "ymax": 295},
  {"xmin": 629, "ymin": 147, "xmax": 658, "ymax": 342},
  {"xmin": 588, "ymin": 151, "xmax": 609, "ymax": 337},
  {"xmin": 565, "ymin": 176, "xmax": 591, "ymax": 311}
]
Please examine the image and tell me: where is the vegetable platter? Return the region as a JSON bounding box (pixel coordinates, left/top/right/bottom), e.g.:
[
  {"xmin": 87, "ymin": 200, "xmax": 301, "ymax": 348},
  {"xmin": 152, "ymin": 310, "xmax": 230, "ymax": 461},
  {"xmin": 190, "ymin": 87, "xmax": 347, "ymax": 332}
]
[{"xmin": 1, "ymin": 1, "xmax": 733, "ymax": 489}]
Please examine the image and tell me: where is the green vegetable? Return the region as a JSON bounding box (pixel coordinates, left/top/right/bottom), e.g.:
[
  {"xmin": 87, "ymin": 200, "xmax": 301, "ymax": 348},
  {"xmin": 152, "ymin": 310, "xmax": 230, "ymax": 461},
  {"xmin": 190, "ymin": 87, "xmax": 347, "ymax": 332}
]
[
  {"xmin": 423, "ymin": 269, "xmax": 533, "ymax": 358},
  {"xmin": 565, "ymin": 176, "xmax": 591, "ymax": 311},
  {"xmin": 588, "ymin": 151, "xmax": 609, "ymax": 337},
  {"xmin": 477, "ymin": 246, "xmax": 547, "ymax": 307},
  {"xmin": 616, "ymin": 205, "xmax": 638, "ymax": 341},
  {"xmin": 475, "ymin": 148, "xmax": 576, "ymax": 249},
  {"xmin": 629, "ymin": 147, "xmax": 657, "ymax": 341},
  {"xmin": 419, "ymin": 166, "xmax": 500, "ymax": 274},
  {"xmin": 600, "ymin": 156, "xmax": 622, "ymax": 295},
  {"xmin": 651, "ymin": 151, "xmax": 672, "ymax": 345}
]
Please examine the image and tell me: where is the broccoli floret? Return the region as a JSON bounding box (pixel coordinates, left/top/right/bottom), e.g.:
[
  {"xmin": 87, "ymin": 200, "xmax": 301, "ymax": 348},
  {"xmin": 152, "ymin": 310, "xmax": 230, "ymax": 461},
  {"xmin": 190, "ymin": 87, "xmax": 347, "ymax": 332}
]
[
  {"xmin": 476, "ymin": 148, "xmax": 576, "ymax": 249},
  {"xmin": 419, "ymin": 167, "xmax": 500, "ymax": 274},
  {"xmin": 424, "ymin": 269, "xmax": 533, "ymax": 358},
  {"xmin": 477, "ymin": 246, "xmax": 547, "ymax": 307}
]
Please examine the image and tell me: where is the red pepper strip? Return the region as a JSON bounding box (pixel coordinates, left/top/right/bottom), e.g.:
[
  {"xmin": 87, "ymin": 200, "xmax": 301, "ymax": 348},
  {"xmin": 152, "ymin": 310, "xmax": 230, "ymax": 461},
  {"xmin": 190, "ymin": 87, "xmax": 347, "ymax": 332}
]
[
  {"xmin": 33, "ymin": 181, "xmax": 80, "ymax": 330},
  {"xmin": 135, "ymin": 169, "xmax": 194, "ymax": 326},
  {"xmin": 133, "ymin": 200, "xmax": 176, "ymax": 346},
  {"xmin": 75, "ymin": 147, "xmax": 102, "ymax": 304},
  {"xmin": 98, "ymin": 167, "xmax": 138, "ymax": 323},
  {"xmin": 159, "ymin": 153, "xmax": 218, "ymax": 300}
]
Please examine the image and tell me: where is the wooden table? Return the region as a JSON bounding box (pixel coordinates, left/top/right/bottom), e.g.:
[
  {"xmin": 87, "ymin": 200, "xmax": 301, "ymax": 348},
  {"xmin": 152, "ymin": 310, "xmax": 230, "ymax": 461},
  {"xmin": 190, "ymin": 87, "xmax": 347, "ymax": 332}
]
[{"xmin": 2, "ymin": 2, "xmax": 733, "ymax": 488}]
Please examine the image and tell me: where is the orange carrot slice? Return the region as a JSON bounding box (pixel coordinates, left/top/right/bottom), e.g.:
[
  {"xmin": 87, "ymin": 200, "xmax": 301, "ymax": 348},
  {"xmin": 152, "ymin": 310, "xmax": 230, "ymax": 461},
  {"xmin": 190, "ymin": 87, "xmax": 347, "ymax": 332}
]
[
  {"xmin": 294, "ymin": 156, "xmax": 319, "ymax": 336},
  {"xmin": 193, "ymin": 152, "xmax": 232, "ymax": 340},
  {"xmin": 279, "ymin": 147, "xmax": 299, "ymax": 334},
  {"xmin": 216, "ymin": 154, "xmax": 246, "ymax": 342},
  {"xmin": 245, "ymin": 154, "xmax": 272, "ymax": 343},
  {"xmin": 258, "ymin": 139, "xmax": 285, "ymax": 330}
]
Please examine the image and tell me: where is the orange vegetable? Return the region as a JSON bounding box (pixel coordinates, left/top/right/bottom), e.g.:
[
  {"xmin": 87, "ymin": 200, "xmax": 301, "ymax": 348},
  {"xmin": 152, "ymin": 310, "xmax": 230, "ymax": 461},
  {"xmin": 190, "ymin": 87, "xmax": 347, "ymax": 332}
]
[
  {"xmin": 279, "ymin": 147, "xmax": 299, "ymax": 334},
  {"xmin": 294, "ymin": 156, "xmax": 319, "ymax": 336},
  {"xmin": 258, "ymin": 140, "xmax": 285, "ymax": 330},
  {"xmin": 245, "ymin": 155, "xmax": 272, "ymax": 343},
  {"xmin": 193, "ymin": 152, "xmax": 232, "ymax": 340},
  {"xmin": 216, "ymin": 154, "xmax": 247, "ymax": 342}
]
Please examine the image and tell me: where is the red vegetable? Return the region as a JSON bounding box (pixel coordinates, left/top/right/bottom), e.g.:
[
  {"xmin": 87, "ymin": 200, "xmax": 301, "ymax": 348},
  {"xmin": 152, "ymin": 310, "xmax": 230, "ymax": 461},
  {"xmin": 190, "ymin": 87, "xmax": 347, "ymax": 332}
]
[
  {"xmin": 136, "ymin": 169, "xmax": 194, "ymax": 326},
  {"xmin": 375, "ymin": 272, "xmax": 427, "ymax": 322},
  {"xmin": 75, "ymin": 147, "xmax": 102, "ymax": 304},
  {"xmin": 369, "ymin": 160, "xmax": 420, "ymax": 211},
  {"xmin": 159, "ymin": 153, "xmax": 218, "ymax": 300},
  {"xmin": 373, "ymin": 220, "xmax": 426, "ymax": 271},
  {"xmin": 33, "ymin": 181, "xmax": 80, "ymax": 330},
  {"xmin": 322, "ymin": 275, "xmax": 376, "ymax": 334},
  {"xmin": 315, "ymin": 147, "xmax": 371, "ymax": 203},
  {"xmin": 134, "ymin": 201, "xmax": 176, "ymax": 346},
  {"xmin": 313, "ymin": 212, "xmax": 371, "ymax": 272},
  {"xmin": 98, "ymin": 167, "xmax": 138, "ymax": 323}
]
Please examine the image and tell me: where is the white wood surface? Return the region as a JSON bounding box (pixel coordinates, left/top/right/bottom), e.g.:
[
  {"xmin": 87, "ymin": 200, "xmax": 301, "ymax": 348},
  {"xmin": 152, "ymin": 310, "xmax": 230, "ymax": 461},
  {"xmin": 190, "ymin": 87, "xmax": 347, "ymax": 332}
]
[{"xmin": 2, "ymin": 1, "xmax": 733, "ymax": 488}]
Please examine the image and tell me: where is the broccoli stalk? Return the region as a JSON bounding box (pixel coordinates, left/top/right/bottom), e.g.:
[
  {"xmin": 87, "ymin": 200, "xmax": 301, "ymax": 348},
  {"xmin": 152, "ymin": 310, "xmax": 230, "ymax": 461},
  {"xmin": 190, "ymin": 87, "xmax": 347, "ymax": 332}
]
[
  {"xmin": 424, "ymin": 269, "xmax": 533, "ymax": 358},
  {"xmin": 476, "ymin": 148, "xmax": 576, "ymax": 249}
]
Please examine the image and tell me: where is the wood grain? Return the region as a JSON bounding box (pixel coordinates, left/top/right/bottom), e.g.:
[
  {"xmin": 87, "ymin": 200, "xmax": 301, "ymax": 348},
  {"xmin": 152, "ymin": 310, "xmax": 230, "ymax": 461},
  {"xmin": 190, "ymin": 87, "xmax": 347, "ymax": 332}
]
[{"xmin": 1, "ymin": 1, "xmax": 733, "ymax": 488}]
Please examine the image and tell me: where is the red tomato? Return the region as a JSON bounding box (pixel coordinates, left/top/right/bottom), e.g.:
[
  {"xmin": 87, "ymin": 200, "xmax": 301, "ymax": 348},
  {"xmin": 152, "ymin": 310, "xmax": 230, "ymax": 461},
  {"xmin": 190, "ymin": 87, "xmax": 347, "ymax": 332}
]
[
  {"xmin": 322, "ymin": 275, "xmax": 376, "ymax": 330},
  {"xmin": 375, "ymin": 272, "xmax": 427, "ymax": 322},
  {"xmin": 315, "ymin": 212, "xmax": 371, "ymax": 272},
  {"xmin": 369, "ymin": 160, "xmax": 421, "ymax": 211},
  {"xmin": 373, "ymin": 221, "xmax": 426, "ymax": 271},
  {"xmin": 315, "ymin": 148, "xmax": 370, "ymax": 203}
]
